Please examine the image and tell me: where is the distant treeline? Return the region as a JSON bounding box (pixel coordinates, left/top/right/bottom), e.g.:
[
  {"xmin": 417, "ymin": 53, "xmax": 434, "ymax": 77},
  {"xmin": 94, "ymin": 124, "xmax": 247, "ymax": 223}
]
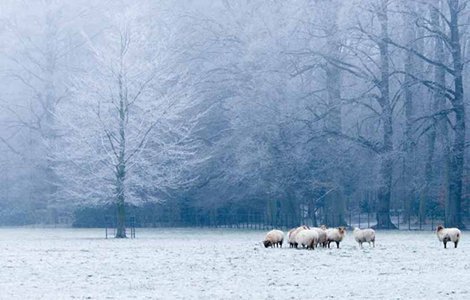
[
  {"xmin": 2, "ymin": 0, "xmax": 470, "ymax": 232},
  {"xmin": 70, "ymin": 198, "xmax": 452, "ymax": 229}
]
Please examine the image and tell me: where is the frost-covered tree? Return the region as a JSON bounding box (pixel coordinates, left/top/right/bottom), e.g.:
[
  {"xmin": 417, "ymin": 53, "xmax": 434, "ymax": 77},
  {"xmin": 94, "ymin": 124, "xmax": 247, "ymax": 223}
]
[
  {"xmin": 1, "ymin": 0, "xmax": 470, "ymax": 229},
  {"xmin": 55, "ymin": 5, "xmax": 209, "ymax": 237},
  {"xmin": 0, "ymin": 0, "xmax": 93, "ymax": 222}
]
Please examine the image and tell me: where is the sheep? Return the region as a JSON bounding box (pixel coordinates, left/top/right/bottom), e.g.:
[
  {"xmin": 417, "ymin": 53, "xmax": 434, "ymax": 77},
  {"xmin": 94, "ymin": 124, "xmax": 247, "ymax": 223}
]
[
  {"xmin": 312, "ymin": 227, "xmax": 327, "ymax": 248},
  {"xmin": 353, "ymin": 227, "xmax": 376, "ymax": 248},
  {"xmin": 436, "ymin": 225, "xmax": 461, "ymax": 249},
  {"xmin": 287, "ymin": 228, "xmax": 297, "ymax": 248},
  {"xmin": 326, "ymin": 227, "xmax": 346, "ymax": 248},
  {"xmin": 295, "ymin": 229, "xmax": 319, "ymax": 250},
  {"xmin": 263, "ymin": 229, "xmax": 284, "ymax": 248},
  {"xmin": 288, "ymin": 225, "xmax": 309, "ymax": 248}
]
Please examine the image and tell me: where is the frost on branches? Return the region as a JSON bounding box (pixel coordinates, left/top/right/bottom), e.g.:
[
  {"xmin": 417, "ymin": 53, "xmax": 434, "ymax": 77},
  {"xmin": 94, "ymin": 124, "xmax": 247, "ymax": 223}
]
[{"xmin": 54, "ymin": 8, "xmax": 210, "ymax": 237}]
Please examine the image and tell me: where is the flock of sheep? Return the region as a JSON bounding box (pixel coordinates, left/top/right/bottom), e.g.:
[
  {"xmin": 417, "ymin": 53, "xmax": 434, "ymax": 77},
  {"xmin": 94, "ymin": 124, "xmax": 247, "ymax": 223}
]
[{"xmin": 262, "ymin": 225, "xmax": 462, "ymax": 249}]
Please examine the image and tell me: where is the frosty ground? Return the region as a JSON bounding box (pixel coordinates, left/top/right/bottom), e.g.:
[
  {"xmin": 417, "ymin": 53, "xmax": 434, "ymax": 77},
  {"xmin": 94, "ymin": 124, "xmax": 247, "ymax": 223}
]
[{"xmin": 0, "ymin": 228, "xmax": 468, "ymax": 299}]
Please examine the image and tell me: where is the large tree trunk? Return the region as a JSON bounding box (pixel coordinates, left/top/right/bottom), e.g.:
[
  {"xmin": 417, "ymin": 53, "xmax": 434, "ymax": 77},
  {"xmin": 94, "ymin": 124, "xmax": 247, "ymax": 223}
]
[
  {"xmin": 323, "ymin": 1, "xmax": 347, "ymax": 227},
  {"xmin": 421, "ymin": 3, "xmax": 447, "ymax": 222},
  {"xmin": 40, "ymin": 11, "xmax": 60, "ymax": 224},
  {"xmin": 375, "ymin": 0, "xmax": 396, "ymax": 229},
  {"xmin": 402, "ymin": 4, "xmax": 417, "ymax": 221},
  {"xmin": 115, "ymin": 175, "xmax": 127, "ymax": 238},
  {"xmin": 115, "ymin": 75, "xmax": 128, "ymax": 238},
  {"xmin": 421, "ymin": 130, "xmax": 436, "ymax": 222},
  {"xmin": 446, "ymin": 0, "xmax": 465, "ymax": 228}
]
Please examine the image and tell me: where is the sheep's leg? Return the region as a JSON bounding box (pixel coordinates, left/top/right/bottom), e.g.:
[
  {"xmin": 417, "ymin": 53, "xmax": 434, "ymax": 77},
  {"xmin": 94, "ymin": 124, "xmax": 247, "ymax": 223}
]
[
  {"xmin": 455, "ymin": 241, "xmax": 458, "ymax": 248},
  {"xmin": 372, "ymin": 240, "xmax": 375, "ymax": 248},
  {"xmin": 443, "ymin": 241, "xmax": 447, "ymax": 249},
  {"xmin": 327, "ymin": 241, "xmax": 331, "ymax": 248},
  {"xmin": 336, "ymin": 241, "xmax": 340, "ymax": 249}
]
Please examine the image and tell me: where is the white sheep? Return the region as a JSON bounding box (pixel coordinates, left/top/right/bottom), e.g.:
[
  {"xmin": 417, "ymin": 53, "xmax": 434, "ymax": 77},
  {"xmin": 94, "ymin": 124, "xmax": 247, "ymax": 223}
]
[
  {"xmin": 312, "ymin": 227, "xmax": 327, "ymax": 248},
  {"xmin": 436, "ymin": 225, "xmax": 461, "ymax": 249},
  {"xmin": 263, "ymin": 229, "xmax": 284, "ymax": 248},
  {"xmin": 326, "ymin": 227, "xmax": 346, "ymax": 248},
  {"xmin": 353, "ymin": 227, "xmax": 375, "ymax": 248},
  {"xmin": 295, "ymin": 229, "xmax": 319, "ymax": 250},
  {"xmin": 288, "ymin": 225, "xmax": 309, "ymax": 248},
  {"xmin": 287, "ymin": 228, "xmax": 297, "ymax": 248}
]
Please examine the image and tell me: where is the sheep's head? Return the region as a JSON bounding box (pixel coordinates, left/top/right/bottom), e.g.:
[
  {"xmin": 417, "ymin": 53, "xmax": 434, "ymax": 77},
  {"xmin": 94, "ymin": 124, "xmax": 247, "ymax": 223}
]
[
  {"xmin": 263, "ymin": 240, "xmax": 272, "ymax": 248},
  {"xmin": 320, "ymin": 225, "xmax": 327, "ymax": 230},
  {"xmin": 338, "ymin": 227, "xmax": 346, "ymax": 235},
  {"xmin": 436, "ymin": 225, "xmax": 444, "ymax": 232},
  {"xmin": 302, "ymin": 225, "xmax": 310, "ymax": 230}
]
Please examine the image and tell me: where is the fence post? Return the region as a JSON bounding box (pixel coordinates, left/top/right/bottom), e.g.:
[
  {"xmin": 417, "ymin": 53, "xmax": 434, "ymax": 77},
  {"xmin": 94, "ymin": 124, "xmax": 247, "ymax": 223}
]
[
  {"xmin": 408, "ymin": 213, "xmax": 411, "ymax": 230},
  {"xmin": 397, "ymin": 211, "xmax": 400, "ymax": 230},
  {"xmin": 130, "ymin": 216, "xmax": 136, "ymax": 239},
  {"xmin": 105, "ymin": 216, "xmax": 109, "ymax": 239}
]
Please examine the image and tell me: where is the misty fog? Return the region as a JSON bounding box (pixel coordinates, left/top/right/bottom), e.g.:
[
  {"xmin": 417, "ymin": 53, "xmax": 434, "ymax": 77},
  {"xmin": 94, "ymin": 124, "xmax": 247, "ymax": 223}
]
[{"xmin": 0, "ymin": 0, "xmax": 469, "ymax": 233}]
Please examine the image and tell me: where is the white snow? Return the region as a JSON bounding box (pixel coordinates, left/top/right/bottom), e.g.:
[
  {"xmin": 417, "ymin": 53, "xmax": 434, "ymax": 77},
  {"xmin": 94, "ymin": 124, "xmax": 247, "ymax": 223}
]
[{"xmin": 0, "ymin": 228, "xmax": 469, "ymax": 299}]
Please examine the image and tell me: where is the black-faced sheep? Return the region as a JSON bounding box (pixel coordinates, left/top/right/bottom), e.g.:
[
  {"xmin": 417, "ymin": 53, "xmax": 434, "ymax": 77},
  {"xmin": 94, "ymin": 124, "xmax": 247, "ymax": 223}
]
[
  {"xmin": 436, "ymin": 225, "xmax": 461, "ymax": 249},
  {"xmin": 263, "ymin": 229, "xmax": 284, "ymax": 248}
]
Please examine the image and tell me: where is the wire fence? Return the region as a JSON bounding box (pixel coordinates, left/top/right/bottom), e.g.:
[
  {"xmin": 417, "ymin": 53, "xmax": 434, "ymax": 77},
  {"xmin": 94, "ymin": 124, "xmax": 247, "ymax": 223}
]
[{"xmin": 101, "ymin": 211, "xmax": 469, "ymax": 234}]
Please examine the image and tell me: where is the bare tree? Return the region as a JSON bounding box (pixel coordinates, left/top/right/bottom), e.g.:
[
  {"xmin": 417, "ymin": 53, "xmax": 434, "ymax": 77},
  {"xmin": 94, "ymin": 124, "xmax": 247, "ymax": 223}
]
[
  {"xmin": 55, "ymin": 8, "xmax": 210, "ymax": 237},
  {"xmin": 387, "ymin": 0, "xmax": 467, "ymax": 228}
]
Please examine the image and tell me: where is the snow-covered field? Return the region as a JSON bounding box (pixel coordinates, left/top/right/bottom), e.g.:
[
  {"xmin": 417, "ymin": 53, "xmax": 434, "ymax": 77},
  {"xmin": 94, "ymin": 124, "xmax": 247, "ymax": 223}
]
[{"xmin": 0, "ymin": 228, "xmax": 469, "ymax": 299}]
